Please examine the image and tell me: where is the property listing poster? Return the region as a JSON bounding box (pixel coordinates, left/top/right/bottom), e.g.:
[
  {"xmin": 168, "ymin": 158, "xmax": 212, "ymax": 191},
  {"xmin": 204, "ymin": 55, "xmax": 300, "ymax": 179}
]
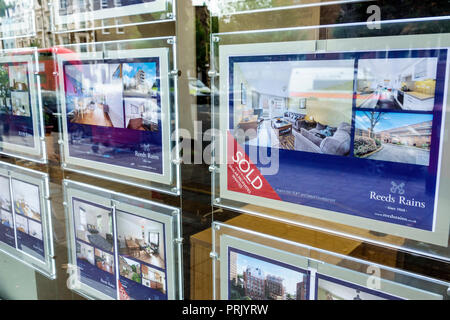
[
  {"xmin": 0, "ymin": 175, "xmax": 45, "ymax": 262},
  {"xmin": 225, "ymin": 48, "xmax": 448, "ymax": 236},
  {"xmin": 0, "ymin": 61, "xmax": 36, "ymax": 149},
  {"xmin": 221, "ymin": 235, "xmax": 443, "ymax": 300},
  {"xmin": 0, "ymin": 175, "xmax": 15, "ymax": 248},
  {"xmin": 62, "ymin": 57, "xmax": 164, "ymax": 177},
  {"xmin": 71, "ymin": 198, "xmax": 168, "ymax": 300}
]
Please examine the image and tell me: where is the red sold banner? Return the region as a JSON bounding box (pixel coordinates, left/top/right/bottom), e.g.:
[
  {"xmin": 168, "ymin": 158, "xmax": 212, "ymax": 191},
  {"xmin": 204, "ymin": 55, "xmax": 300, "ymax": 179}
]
[{"xmin": 227, "ymin": 131, "xmax": 280, "ymax": 201}]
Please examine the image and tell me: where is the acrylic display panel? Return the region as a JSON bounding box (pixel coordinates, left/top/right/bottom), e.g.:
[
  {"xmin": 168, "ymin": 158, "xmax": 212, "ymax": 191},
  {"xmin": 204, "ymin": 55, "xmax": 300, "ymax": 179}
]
[
  {"xmin": 208, "ymin": 0, "xmax": 364, "ymax": 16},
  {"xmin": 210, "ymin": 27, "xmax": 450, "ymax": 260},
  {"xmin": 64, "ymin": 179, "xmax": 182, "ymax": 300},
  {"xmin": 51, "ymin": 0, "xmax": 174, "ymax": 32},
  {"xmin": 56, "ymin": 38, "xmax": 180, "ymax": 195},
  {"xmin": 0, "ymin": 162, "xmax": 55, "ymax": 279},
  {"xmin": 0, "ymin": 1, "xmax": 35, "ymax": 41},
  {"xmin": 213, "ymin": 222, "xmax": 449, "ymax": 300},
  {"xmin": 0, "ymin": 48, "xmax": 47, "ymax": 163}
]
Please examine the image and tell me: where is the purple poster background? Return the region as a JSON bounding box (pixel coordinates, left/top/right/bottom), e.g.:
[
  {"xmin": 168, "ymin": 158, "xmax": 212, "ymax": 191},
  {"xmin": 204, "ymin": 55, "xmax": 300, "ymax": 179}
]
[{"xmin": 63, "ymin": 57, "xmax": 163, "ymax": 176}]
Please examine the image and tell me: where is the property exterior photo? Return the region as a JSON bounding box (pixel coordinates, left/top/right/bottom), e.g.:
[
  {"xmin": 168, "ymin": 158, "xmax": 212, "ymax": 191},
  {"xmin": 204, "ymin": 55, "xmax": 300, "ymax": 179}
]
[
  {"xmin": 229, "ymin": 250, "xmax": 308, "ymax": 300},
  {"xmin": 354, "ymin": 111, "xmax": 433, "ymax": 166}
]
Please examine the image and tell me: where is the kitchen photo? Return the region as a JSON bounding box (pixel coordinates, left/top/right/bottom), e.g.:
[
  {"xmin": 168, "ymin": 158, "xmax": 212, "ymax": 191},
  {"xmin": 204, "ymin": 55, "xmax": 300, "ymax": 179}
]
[
  {"xmin": 116, "ymin": 210, "xmax": 165, "ymax": 270},
  {"xmin": 232, "ymin": 58, "xmax": 354, "ymax": 156},
  {"xmin": 73, "ymin": 199, "xmax": 114, "ymax": 253},
  {"xmin": 356, "ymin": 56, "xmax": 438, "ymax": 111}
]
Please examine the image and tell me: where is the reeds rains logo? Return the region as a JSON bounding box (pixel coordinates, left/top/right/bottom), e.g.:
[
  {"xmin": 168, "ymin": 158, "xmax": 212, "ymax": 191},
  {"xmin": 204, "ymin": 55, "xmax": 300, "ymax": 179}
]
[{"xmin": 369, "ymin": 181, "xmax": 426, "ymax": 208}]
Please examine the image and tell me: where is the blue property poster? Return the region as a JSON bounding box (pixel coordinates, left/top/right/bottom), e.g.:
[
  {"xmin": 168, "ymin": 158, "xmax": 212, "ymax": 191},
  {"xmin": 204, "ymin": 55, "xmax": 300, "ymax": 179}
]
[
  {"xmin": 0, "ymin": 176, "xmax": 15, "ymax": 248},
  {"xmin": 0, "ymin": 175, "xmax": 45, "ymax": 262},
  {"xmin": 226, "ymin": 49, "xmax": 447, "ymax": 233},
  {"xmin": 71, "ymin": 198, "xmax": 169, "ymax": 300},
  {"xmin": 72, "ymin": 198, "xmax": 117, "ymax": 299},
  {"xmin": 62, "ymin": 58, "xmax": 163, "ymax": 176},
  {"xmin": 0, "ymin": 61, "xmax": 35, "ymax": 149}
]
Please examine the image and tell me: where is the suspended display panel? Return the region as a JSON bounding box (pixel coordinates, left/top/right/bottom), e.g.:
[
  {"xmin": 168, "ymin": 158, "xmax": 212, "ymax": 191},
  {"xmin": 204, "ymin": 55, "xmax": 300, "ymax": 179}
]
[
  {"xmin": 0, "ymin": 0, "xmax": 35, "ymax": 41},
  {"xmin": 52, "ymin": 0, "xmax": 175, "ymax": 32},
  {"xmin": 56, "ymin": 38, "xmax": 180, "ymax": 195},
  {"xmin": 213, "ymin": 222, "xmax": 449, "ymax": 300},
  {"xmin": 210, "ymin": 28, "xmax": 450, "ymax": 259},
  {"xmin": 208, "ymin": 0, "xmax": 364, "ymax": 16},
  {"xmin": 0, "ymin": 48, "xmax": 47, "ymax": 163},
  {"xmin": 64, "ymin": 180, "xmax": 182, "ymax": 300},
  {"xmin": 0, "ymin": 162, "xmax": 55, "ymax": 279}
]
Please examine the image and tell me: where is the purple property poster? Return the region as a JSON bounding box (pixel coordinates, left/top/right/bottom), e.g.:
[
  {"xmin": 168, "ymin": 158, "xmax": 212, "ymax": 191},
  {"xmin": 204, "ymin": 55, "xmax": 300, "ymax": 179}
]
[
  {"xmin": 62, "ymin": 57, "xmax": 165, "ymax": 179},
  {"xmin": 224, "ymin": 48, "xmax": 448, "ymax": 238}
]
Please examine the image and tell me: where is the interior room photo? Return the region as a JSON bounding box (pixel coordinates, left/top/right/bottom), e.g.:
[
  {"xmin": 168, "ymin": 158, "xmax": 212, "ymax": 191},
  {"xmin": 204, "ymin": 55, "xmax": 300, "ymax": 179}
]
[
  {"xmin": 12, "ymin": 179, "xmax": 41, "ymax": 222},
  {"xmin": 317, "ymin": 279, "xmax": 387, "ymax": 300},
  {"xmin": 73, "ymin": 199, "xmax": 114, "ymax": 253},
  {"xmin": 11, "ymin": 92, "xmax": 31, "ymax": 117},
  {"xmin": 0, "ymin": 210, "xmax": 13, "ymax": 228},
  {"xmin": 27, "ymin": 219, "xmax": 43, "ymax": 241},
  {"xmin": 141, "ymin": 264, "xmax": 166, "ymax": 294},
  {"xmin": 9, "ymin": 64, "xmax": 29, "ymax": 92},
  {"xmin": 0, "ymin": 176, "xmax": 11, "ymax": 212},
  {"xmin": 65, "ymin": 63, "xmax": 125, "ymax": 128},
  {"xmin": 94, "ymin": 248, "xmax": 114, "ymax": 274},
  {"xmin": 124, "ymin": 97, "xmax": 159, "ymax": 131},
  {"xmin": 232, "ymin": 59, "xmax": 354, "ymax": 156},
  {"xmin": 356, "ymin": 57, "xmax": 438, "ymax": 111},
  {"xmin": 76, "ymin": 240, "xmax": 95, "ymax": 266},
  {"xmin": 14, "ymin": 214, "xmax": 28, "ymax": 234},
  {"xmin": 116, "ymin": 211, "xmax": 165, "ymax": 269}
]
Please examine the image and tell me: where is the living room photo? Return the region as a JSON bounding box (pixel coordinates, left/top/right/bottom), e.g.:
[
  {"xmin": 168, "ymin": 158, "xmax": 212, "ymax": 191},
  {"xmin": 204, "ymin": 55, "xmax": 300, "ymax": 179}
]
[
  {"xmin": 116, "ymin": 210, "xmax": 165, "ymax": 270},
  {"xmin": 231, "ymin": 58, "xmax": 354, "ymax": 157},
  {"xmin": 73, "ymin": 199, "xmax": 114, "ymax": 253}
]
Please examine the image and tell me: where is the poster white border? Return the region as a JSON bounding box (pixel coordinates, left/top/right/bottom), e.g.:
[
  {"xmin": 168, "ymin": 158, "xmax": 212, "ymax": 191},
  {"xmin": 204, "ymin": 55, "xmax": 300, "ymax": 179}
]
[
  {"xmin": 0, "ymin": 53, "xmax": 43, "ymax": 159},
  {"xmin": 65, "ymin": 181, "xmax": 178, "ymax": 300},
  {"xmin": 57, "ymin": 48, "xmax": 172, "ymax": 186},
  {"xmin": 0, "ymin": 163, "xmax": 55, "ymax": 279},
  {"xmin": 217, "ymin": 40, "xmax": 450, "ymax": 247}
]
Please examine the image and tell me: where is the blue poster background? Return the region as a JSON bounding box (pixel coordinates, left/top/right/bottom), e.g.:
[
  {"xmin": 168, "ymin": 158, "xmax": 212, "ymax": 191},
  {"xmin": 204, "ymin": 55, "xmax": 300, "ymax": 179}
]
[{"xmin": 229, "ymin": 49, "xmax": 447, "ymax": 231}]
